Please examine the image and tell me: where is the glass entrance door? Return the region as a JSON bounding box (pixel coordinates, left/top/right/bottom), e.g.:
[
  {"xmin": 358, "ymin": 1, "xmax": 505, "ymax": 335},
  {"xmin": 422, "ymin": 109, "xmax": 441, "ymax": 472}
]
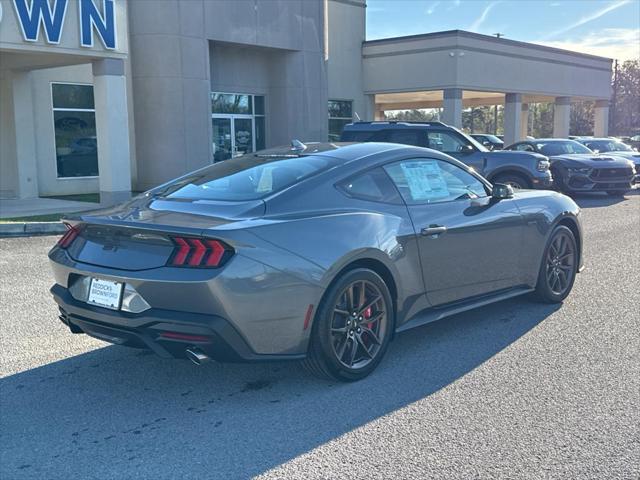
[
  {"xmin": 212, "ymin": 115, "xmax": 254, "ymax": 162},
  {"xmin": 212, "ymin": 117, "xmax": 232, "ymax": 162}
]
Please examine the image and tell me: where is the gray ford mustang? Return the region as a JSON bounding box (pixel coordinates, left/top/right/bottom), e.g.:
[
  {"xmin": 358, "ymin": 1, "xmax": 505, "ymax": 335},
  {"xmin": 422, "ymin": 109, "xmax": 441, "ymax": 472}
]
[{"xmin": 49, "ymin": 142, "xmax": 583, "ymax": 381}]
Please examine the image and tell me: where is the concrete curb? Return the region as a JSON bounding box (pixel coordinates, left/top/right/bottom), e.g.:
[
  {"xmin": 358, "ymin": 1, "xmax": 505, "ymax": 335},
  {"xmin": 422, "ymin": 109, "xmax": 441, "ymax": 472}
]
[{"xmin": 0, "ymin": 222, "xmax": 66, "ymax": 237}]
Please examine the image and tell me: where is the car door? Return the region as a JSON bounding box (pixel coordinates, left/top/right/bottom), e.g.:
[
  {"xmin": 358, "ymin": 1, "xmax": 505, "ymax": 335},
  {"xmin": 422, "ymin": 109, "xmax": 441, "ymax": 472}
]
[
  {"xmin": 384, "ymin": 157, "xmax": 525, "ymax": 306},
  {"xmin": 426, "ymin": 130, "xmax": 488, "ymax": 175}
]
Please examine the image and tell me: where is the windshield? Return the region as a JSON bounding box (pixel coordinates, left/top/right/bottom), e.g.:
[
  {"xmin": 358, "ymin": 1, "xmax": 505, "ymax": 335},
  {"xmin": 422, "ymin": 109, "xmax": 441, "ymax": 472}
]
[
  {"xmin": 156, "ymin": 153, "xmax": 341, "ymax": 201},
  {"xmin": 585, "ymin": 140, "xmax": 633, "ymax": 152},
  {"xmin": 453, "ymin": 128, "xmax": 489, "ymax": 152},
  {"xmin": 477, "ymin": 134, "xmax": 503, "ymax": 143},
  {"xmin": 536, "ymin": 140, "xmax": 593, "ymax": 156}
]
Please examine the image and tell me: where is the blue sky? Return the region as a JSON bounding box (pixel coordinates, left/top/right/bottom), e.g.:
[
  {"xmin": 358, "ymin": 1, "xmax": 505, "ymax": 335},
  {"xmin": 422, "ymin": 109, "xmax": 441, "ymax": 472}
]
[{"xmin": 367, "ymin": 0, "xmax": 640, "ymax": 60}]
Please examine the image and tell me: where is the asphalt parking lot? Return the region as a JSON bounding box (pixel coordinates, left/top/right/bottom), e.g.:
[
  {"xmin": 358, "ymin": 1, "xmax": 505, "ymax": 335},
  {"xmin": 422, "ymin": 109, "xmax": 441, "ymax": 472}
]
[{"xmin": 1, "ymin": 191, "xmax": 639, "ymax": 479}]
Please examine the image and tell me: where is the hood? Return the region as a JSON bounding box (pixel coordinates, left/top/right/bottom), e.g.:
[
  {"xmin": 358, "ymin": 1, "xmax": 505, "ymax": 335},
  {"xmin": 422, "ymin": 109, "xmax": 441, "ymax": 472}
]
[
  {"xmin": 599, "ymin": 151, "xmax": 640, "ymax": 163},
  {"xmin": 549, "ymin": 154, "xmax": 634, "ymax": 168}
]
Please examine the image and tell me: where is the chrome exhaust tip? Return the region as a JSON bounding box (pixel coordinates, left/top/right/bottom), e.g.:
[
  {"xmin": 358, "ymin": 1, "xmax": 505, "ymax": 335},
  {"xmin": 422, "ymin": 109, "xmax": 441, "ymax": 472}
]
[{"xmin": 185, "ymin": 348, "xmax": 210, "ymax": 365}]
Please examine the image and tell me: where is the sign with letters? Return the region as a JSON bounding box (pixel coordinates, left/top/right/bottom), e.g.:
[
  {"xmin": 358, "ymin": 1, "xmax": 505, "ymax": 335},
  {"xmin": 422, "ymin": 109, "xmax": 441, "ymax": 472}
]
[{"xmin": 5, "ymin": 0, "xmax": 116, "ymax": 49}]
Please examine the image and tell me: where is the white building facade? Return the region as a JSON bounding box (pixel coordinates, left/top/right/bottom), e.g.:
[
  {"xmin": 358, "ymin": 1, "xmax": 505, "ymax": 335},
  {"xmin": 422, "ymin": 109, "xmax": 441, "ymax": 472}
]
[{"xmin": 0, "ymin": 0, "xmax": 613, "ymax": 203}]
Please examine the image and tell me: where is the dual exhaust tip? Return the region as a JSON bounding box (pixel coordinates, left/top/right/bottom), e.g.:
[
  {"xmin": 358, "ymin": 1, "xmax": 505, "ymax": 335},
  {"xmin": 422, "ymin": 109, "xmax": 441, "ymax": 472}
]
[{"xmin": 185, "ymin": 348, "xmax": 210, "ymax": 365}]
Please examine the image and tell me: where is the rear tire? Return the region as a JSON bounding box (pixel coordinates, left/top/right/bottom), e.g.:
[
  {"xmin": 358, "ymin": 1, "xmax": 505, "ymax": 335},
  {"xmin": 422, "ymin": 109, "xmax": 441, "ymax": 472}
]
[
  {"xmin": 303, "ymin": 268, "xmax": 394, "ymax": 382},
  {"xmin": 492, "ymin": 172, "xmax": 531, "ymax": 190},
  {"xmin": 533, "ymin": 225, "xmax": 578, "ymax": 304}
]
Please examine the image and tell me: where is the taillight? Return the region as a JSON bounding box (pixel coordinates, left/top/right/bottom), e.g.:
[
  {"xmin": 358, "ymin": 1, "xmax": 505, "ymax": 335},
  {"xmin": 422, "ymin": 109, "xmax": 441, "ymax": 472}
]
[
  {"xmin": 57, "ymin": 223, "xmax": 81, "ymax": 249},
  {"xmin": 168, "ymin": 237, "xmax": 231, "ymax": 268}
]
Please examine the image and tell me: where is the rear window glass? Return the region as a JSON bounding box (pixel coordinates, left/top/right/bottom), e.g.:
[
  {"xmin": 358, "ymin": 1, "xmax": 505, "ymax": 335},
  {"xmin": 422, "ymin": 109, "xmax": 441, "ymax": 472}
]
[
  {"xmin": 340, "ymin": 130, "xmax": 377, "ymax": 142},
  {"xmin": 160, "ymin": 154, "xmax": 340, "ymax": 201}
]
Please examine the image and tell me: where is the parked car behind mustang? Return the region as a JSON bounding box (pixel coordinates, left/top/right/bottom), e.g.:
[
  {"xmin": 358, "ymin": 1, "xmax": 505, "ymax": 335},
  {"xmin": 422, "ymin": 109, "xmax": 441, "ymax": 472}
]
[
  {"xmin": 505, "ymin": 139, "xmax": 636, "ymax": 196},
  {"xmin": 575, "ymin": 137, "xmax": 640, "ymax": 183},
  {"xmin": 341, "ymin": 121, "xmax": 552, "ymax": 190},
  {"xmin": 49, "ymin": 142, "xmax": 583, "ymax": 381}
]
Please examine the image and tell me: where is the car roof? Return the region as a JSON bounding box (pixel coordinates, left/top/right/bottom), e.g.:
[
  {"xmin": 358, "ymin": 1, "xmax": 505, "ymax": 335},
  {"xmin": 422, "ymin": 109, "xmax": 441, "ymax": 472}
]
[
  {"xmin": 342, "ymin": 121, "xmax": 449, "ymax": 131},
  {"xmin": 529, "ymin": 138, "xmax": 576, "ymax": 142}
]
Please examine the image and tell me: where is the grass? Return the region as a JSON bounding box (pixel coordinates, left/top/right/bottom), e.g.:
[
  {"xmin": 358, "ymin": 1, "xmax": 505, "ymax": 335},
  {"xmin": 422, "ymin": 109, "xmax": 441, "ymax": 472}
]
[{"xmin": 0, "ymin": 213, "xmax": 67, "ymax": 223}]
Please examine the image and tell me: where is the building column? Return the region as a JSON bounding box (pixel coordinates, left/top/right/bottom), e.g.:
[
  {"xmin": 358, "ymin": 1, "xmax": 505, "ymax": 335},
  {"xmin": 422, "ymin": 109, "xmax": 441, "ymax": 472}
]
[
  {"xmin": 594, "ymin": 99, "xmax": 609, "ymax": 137},
  {"xmin": 520, "ymin": 103, "xmax": 529, "ymax": 139},
  {"xmin": 553, "ymin": 96, "xmax": 571, "ymax": 138},
  {"xmin": 92, "ymin": 59, "xmax": 132, "ymax": 205},
  {"xmin": 11, "ymin": 71, "xmax": 39, "ymax": 199},
  {"xmin": 503, "ymin": 93, "xmax": 522, "ymax": 146},
  {"xmin": 441, "ymin": 88, "xmax": 462, "ymax": 128}
]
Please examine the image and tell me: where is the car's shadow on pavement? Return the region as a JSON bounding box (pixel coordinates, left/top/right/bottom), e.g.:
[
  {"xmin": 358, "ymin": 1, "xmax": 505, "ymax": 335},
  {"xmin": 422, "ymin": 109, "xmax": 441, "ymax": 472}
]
[
  {"xmin": 571, "ymin": 187, "xmax": 639, "ymax": 208},
  {"xmin": 0, "ymin": 298, "xmax": 560, "ymax": 479}
]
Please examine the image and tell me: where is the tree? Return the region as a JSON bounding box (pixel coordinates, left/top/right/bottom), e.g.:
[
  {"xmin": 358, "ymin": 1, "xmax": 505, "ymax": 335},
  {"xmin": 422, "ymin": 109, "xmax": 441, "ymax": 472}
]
[
  {"xmin": 611, "ymin": 60, "xmax": 640, "ymax": 136},
  {"xmin": 570, "ymin": 101, "xmax": 594, "ymax": 136}
]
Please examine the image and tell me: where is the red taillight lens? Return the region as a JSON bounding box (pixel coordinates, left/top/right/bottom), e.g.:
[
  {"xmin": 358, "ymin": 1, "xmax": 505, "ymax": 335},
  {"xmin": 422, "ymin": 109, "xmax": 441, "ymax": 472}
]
[
  {"xmin": 169, "ymin": 237, "xmax": 231, "ymax": 268},
  {"xmin": 57, "ymin": 224, "xmax": 80, "ymax": 249}
]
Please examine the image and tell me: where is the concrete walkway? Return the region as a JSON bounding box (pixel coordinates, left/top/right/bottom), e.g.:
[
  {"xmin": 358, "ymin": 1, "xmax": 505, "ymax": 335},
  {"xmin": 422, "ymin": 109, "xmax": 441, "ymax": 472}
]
[{"xmin": 0, "ymin": 197, "xmax": 98, "ymax": 219}]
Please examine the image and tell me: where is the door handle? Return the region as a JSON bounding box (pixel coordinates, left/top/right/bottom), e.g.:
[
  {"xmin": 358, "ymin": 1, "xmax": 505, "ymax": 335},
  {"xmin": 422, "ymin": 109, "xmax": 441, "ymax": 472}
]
[{"xmin": 421, "ymin": 225, "xmax": 447, "ymax": 237}]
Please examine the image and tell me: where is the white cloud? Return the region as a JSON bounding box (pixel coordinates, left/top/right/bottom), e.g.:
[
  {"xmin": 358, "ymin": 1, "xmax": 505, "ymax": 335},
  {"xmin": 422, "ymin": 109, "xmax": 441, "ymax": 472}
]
[
  {"xmin": 469, "ymin": 2, "xmax": 500, "ymax": 32},
  {"xmin": 542, "ymin": 0, "xmax": 631, "ymax": 39},
  {"xmin": 538, "ymin": 28, "xmax": 640, "ymax": 61},
  {"xmin": 426, "ymin": 1, "xmax": 441, "ymax": 15}
]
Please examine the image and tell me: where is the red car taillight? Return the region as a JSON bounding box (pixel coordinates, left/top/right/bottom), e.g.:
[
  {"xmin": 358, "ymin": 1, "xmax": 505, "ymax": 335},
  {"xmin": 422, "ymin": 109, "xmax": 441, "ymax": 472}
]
[
  {"xmin": 57, "ymin": 223, "xmax": 81, "ymax": 249},
  {"xmin": 168, "ymin": 237, "xmax": 231, "ymax": 268}
]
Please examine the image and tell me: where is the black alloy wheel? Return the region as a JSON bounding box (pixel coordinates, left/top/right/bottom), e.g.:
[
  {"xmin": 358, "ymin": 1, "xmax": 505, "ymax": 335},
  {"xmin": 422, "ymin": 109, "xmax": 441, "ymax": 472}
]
[
  {"xmin": 303, "ymin": 269, "xmax": 393, "ymax": 381},
  {"xmin": 534, "ymin": 225, "xmax": 578, "ymax": 303}
]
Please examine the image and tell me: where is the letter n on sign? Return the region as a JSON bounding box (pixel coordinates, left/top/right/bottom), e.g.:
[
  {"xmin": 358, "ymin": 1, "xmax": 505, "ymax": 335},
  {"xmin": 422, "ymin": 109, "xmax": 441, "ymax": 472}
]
[{"xmin": 79, "ymin": 0, "xmax": 116, "ymax": 49}]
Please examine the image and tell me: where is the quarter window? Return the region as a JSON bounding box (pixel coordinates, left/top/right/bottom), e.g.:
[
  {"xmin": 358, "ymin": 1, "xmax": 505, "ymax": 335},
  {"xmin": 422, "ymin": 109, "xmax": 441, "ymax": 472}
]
[
  {"xmin": 328, "ymin": 100, "xmax": 353, "ymax": 141},
  {"xmin": 52, "ymin": 83, "xmax": 98, "ymax": 178},
  {"xmin": 384, "ymin": 158, "xmax": 488, "ymax": 205},
  {"xmin": 337, "ymin": 168, "xmax": 402, "ymax": 204}
]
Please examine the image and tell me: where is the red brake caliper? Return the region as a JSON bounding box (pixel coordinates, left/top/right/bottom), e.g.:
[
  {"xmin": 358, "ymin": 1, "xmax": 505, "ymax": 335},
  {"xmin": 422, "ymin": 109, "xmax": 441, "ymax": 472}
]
[{"xmin": 364, "ymin": 306, "xmax": 373, "ymax": 329}]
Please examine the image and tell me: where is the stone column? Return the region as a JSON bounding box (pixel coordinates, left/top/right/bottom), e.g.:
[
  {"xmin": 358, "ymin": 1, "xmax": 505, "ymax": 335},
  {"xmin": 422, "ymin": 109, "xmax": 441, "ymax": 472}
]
[
  {"xmin": 92, "ymin": 59, "xmax": 132, "ymax": 205},
  {"xmin": 553, "ymin": 96, "xmax": 571, "ymax": 138},
  {"xmin": 441, "ymin": 88, "xmax": 463, "ymax": 128},
  {"xmin": 503, "ymin": 93, "xmax": 522, "ymax": 146},
  {"xmin": 594, "ymin": 99, "xmax": 609, "ymax": 137},
  {"xmin": 11, "ymin": 71, "xmax": 39, "ymax": 199},
  {"xmin": 520, "ymin": 103, "xmax": 529, "ymax": 139}
]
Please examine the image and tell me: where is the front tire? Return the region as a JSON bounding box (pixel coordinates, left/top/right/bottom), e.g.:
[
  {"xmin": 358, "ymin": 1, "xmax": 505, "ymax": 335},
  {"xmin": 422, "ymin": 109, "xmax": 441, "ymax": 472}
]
[
  {"xmin": 533, "ymin": 225, "xmax": 578, "ymax": 303},
  {"xmin": 303, "ymin": 268, "xmax": 394, "ymax": 382},
  {"xmin": 492, "ymin": 172, "xmax": 530, "ymax": 190}
]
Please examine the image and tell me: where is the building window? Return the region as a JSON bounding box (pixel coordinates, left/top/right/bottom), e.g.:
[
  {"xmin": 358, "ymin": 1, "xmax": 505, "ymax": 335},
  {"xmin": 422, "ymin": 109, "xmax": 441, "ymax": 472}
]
[
  {"xmin": 52, "ymin": 83, "xmax": 98, "ymax": 178},
  {"xmin": 328, "ymin": 100, "xmax": 353, "ymax": 141},
  {"xmin": 211, "ymin": 93, "xmax": 266, "ymax": 161}
]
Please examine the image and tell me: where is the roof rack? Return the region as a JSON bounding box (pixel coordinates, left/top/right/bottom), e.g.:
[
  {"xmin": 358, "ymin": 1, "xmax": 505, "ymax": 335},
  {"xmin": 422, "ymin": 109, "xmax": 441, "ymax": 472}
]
[{"xmin": 351, "ymin": 120, "xmax": 448, "ymax": 127}]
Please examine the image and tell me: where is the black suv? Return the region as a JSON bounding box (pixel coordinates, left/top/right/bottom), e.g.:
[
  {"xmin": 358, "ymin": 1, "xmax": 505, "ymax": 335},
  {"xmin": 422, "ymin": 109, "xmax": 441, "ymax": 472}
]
[{"xmin": 341, "ymin": 122, "xmax": 552, "ymax": 189}]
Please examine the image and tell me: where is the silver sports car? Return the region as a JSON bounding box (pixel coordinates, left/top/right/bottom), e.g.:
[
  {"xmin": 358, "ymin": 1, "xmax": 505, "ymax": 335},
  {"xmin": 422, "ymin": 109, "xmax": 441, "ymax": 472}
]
[{"xmin": 49, "ymin": 142, "xmax": 583, "ymax": 381}]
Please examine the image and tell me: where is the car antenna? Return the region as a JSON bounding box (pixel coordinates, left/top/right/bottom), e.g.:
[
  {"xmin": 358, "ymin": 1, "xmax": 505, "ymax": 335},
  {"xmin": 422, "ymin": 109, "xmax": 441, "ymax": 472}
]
[
  {"xmin": 354, "ymin": 112, "xmax": 361, "ymax": 121},
  {"xmin": 291, "ymin": 139, "xmax": 307, "ymax": 153}
]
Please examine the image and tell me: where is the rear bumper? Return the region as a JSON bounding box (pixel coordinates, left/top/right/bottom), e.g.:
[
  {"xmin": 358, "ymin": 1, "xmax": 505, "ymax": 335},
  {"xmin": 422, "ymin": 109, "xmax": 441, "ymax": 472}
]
[{"xmin": 51, "ymin": 284, "xmax": 305, "ymax": 362}]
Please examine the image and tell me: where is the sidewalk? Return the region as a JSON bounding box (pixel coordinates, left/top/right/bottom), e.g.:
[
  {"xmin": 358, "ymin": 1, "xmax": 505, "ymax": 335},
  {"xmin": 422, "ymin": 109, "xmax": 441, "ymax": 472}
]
[{"xmin": 0, "ymin": 197, "xmax": 97, "ymax": 220}]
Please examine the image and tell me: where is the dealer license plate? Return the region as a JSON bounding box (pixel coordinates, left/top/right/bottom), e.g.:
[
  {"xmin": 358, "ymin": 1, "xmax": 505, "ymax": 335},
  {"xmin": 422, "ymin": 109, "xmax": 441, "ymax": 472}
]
[{"xmin": 87, "ymin": 278, "xmax": 123, "ymax": 310}]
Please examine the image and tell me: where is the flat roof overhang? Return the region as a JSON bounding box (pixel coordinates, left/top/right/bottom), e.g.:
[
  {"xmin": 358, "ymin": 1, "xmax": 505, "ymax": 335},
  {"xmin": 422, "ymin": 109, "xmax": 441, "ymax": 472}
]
[
  {"xmin": 0, "ymin": 47, "xmax": 126, "ymax": 71},
  {"xmin": 363, "ymin": 30, "xmax": 613, "ymax": 101}
]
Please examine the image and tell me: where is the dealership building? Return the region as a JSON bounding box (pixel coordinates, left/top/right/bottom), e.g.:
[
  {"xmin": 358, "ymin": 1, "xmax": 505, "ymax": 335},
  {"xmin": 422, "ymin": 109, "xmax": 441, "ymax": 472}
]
[{"xmin": 0, "ymin": 0, "xmax": 614, "ymax": 205}]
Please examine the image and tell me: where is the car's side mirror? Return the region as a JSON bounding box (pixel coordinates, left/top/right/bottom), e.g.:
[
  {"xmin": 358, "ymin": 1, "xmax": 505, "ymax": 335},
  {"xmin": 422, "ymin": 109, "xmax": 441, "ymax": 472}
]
[
  {"xmin": 460, "ymin": 144, "xmax": 475, "ymax": 154},
  {"xmin": 492, "ymin": 183, "xmax": 514, "ymax": 200},
  {"xmin": 482, "ymin": 141, "xmax": 492, "ymax": 149}
]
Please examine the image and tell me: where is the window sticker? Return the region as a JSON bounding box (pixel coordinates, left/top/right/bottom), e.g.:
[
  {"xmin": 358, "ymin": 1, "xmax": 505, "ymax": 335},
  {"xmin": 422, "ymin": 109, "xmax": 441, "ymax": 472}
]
[{"xmin": 400, "ymin": 161, "xmax": 449, "ymax": 201}]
